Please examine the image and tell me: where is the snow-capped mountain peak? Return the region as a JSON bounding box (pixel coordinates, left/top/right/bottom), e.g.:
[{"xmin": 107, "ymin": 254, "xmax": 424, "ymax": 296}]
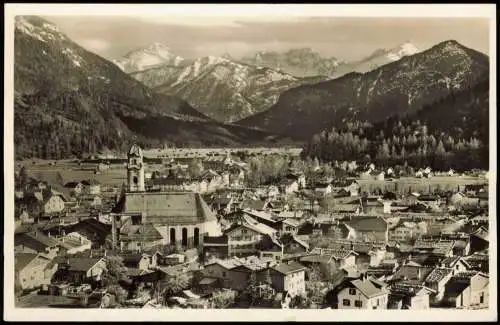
[
  {"xmin": 113, "ymin": 42, "xmax": 185, "ymax": 73},
  {"xmin": 386, "ymin": 41, "xmax": 420, "ymax": 61}
]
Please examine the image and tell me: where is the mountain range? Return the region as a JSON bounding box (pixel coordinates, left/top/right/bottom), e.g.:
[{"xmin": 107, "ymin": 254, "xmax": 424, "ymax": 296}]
[
  {"xmin": 13, "ymin": 16, "xmax": 290, "ymax": 159},
  {"xmin": 238, "ymin": 40, "xmax": 489, "ymax": 140},
  {"xmin": 13, "ymin": 16, "xmax": 490, "ymax": 161},
  {"xmin": 115, "ymin": 48, "xmax": 326, "ymax": 122}
]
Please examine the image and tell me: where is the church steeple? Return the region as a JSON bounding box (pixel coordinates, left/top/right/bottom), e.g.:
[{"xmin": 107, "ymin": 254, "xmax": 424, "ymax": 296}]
[{"xmin": 127, "ymin": 143, "xmax": 145, "ymax": 192}]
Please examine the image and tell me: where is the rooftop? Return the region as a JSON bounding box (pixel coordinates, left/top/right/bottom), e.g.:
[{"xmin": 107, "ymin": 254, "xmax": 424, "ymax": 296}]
[{"xmin": 113, "ymin": 192, "xmax": 216, "ymax": 224}]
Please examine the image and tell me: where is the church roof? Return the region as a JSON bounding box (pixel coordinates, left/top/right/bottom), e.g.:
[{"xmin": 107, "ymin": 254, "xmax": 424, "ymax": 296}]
[
  {"xmin": 128, "ymin": 144, "xmax": 143, "ymax": 157},
  {"xmin": 113, "ymin": 192, "xmax": 216, "ymax": 224}
]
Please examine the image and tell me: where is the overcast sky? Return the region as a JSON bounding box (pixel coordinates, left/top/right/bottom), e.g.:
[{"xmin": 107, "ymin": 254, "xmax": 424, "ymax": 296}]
[{"xmin": 43, "ymin": 16, "xmax": 490, "ymax": 61}]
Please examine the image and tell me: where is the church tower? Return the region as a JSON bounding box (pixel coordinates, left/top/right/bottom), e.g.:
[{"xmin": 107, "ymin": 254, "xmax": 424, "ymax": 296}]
[{"xmin": 127, "ymin": 143, "xmax": 145, "ymax": 192}]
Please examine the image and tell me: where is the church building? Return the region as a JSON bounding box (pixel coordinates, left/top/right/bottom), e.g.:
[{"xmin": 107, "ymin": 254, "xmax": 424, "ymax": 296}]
[{"xmin": 110, "ymin": 144, "xmax": 222, "ymax": 251}]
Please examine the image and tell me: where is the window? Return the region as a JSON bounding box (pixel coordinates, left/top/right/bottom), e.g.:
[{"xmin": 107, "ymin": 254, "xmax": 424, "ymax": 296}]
[
  {"xmin": 182, "ymin": 228, "xmax": 188, "ymax": 247},
  {"xmin": 133, "ymin": 176, "xmax": 138, "ymax": 184},
  {"xmin": 343, "ymin": 299, "xmax": 351, "ymax": 306},
  {"xmin": 170, "ymin": 228, "xmax": 176, "ymax": 244},
  {"xmin": 222, "ymin": 271, "xmax": 227, "ymax": 277},
  {"xmin": 349, "ymin": 288, "xmax": 356, "ymax": 295},
  {"xmin": 194, "ymin": 228, "xmax": 200, "ymax": 246},
  {"xmin": 355, "ymin": 300, "xmax": 363, "ymax": 308},
  {"xmin": 242, "ymin": 229, "xmax": 247, "ymax": 234}
]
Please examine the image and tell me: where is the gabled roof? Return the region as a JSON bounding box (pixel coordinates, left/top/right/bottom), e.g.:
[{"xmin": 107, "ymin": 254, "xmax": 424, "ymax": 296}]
[
  {"xmin": 15, "ymin": 253, "xmax": 38, "ymax": 271},
  {"xmin": 15, "ymin": 231, "xmax": 60, "ymax": 251},
  {"xmin": 349, "ymin": 278, "xmax": 387, "ymax": 298},
  {"xmin": 392, "ymin": 265, "xmax": 434, "ymax": 284},
  {"xmin": 272, "ymin": 261, "xmax": 306, "ymax": 275},
  {"xmin": 113, "ymin": 192, "xmax": 216, "ymax": 223},
  {"xmin": 56, "ymin": 257, "xmax": 105, "ymax": 272},
  {"xmin": 240, "ymin": 199, "xmax": 268, "ymax": 211},
  {"xmin": 425, "ymin": 267, "xmax": 453, "ymax": 284},
  {"xmin": 121, "ymin": 253, "xmax": 149, "ymax": 267},
  {"xmin": 283, "ymin": 218, "xmax": 301, "ymax": 228},
  {"xmin": 224, "ymin": 215, "xmax": 276, "ymax": 236},
  {"xmin": 346, "ymin": 216, "xmax": 388, "ymax": 232}
]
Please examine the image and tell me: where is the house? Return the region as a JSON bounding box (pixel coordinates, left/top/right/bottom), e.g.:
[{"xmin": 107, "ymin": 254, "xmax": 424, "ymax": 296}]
[
  {"xmin": 15, "ymin": 253, "xmax": 57, "ymax": 291},
  {"xmin": 257, "ymin": 261, "xmax": 307, "ymax": 297},
  {"xmin": 57, "ymin": 232, "xmax": 92, "ymax": 255},
  {"xmin": 391, "ymin": 264, "xmax": 435, "ymax": 286},
  {"xmin": 279, "ymin": 179, "xmax": 299, "ymax": 195},
  {"xmin": 65, "ymin": 218, "xmax": 112, "ymax": 248},
  {"xmin": 223, "ymin": 215, "xmax": 277, "ymax": 257},
  {"xmin": 469, "ymin": 227, "xmax": 489, "ymax": 254},
  {"xmin": 81, "ymin": 179, "xmax": 101, "ymax": 195},
  {"xmin": 463, "ymin": 252, "xmax": 489, "ymax": 273},
  {"xmin": 300, "ymin": 248, "xmax": 358, "ymax": 273},
  {"xmin": 281, "ymin": 234, "xmax": 309, "ymax": 256},
  {"xmin": 336, "ymin": 275, "xmax": 389, "ymax": 309},
  {"xmin": 389, "ymin": 221, "xmax": 427, "ymax": 242},
  {"xmin": 412, "ymin": 239, "xmax": 455, "ymax": 258},
  {"xmin": 345, "ymin": 216, "xmax": 389, "ymax": 243},
  {"xmin": 286, "ymin": 170, "xmax": 306, "ymax": 189},
  {"xmin": 388, "ymin": 283, "xmax": 435, "ymax": 309},
  {"xmin": 79, "ymin": 195, "xmax": 103, "ymax": 208},
  {"xmin": 371, "ymin": 170, "xmax": 385, "ymax": 181},
  {"xmin": 258, "ymin": 235, "xmax": 284, "ymax": 261},
  {"xmin": 52, "ymin": 257, "xmax": 107, "ymax": 285},
  {"xmin": 314, "ymin": 182, "xmax": 333, "ymax": 197},
  {"xmin": 281, "ymin": 218, "xmax": 301, "ymax": 235},
  {"xmin": 202, "ymin": 236, "xmax": 229, "ymax": 260},
  {"xmin": 25, "ymin": 189, "xmax": 66, "ymax": 215},
  {"xmin": 239, "ymin": 199, "xmax": 269, "ymax": 211},
  {"xmin": 266, "ymin": 185, "xmax": 281, "ymax": 198},
  {"xmin": 442, "ymin": 271, "xmax": 489, "ymax": 308},
  {"xmin": 15, "ymin": 231, "xmax": 62, "ymax": 258},
  {"xmin": 64, "ymin": 181, "xmax": 84, "ymax": 196},
  {"xmin": 439, "ymin": 256, "xmax": 470, "ymax": 275},
  {"xmin": 209, "ymin": 197, "xmax": 235, "ymax": 214},
  {"xmin": 121, "ymin": 253, "xmax": 156, "ymax": 278},
  {"xmin": 338, "ymin": 182, "xmax": 360, "ymax": 197},
  {"xmin": 424, "ymin": 267, "xmax": 454, "ymax": 304}
]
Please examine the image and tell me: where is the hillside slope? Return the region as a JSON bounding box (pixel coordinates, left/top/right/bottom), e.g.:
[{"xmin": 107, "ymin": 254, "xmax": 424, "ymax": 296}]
[{"xmin": 239, "ymin": 40, "xmax": 489, "ymax": 140}]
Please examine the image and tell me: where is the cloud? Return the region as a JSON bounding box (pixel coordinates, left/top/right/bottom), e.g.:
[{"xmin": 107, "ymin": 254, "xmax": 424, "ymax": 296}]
[{"xmin": 77, "ymin": 38, "xmax": 111, "ymax": 53}]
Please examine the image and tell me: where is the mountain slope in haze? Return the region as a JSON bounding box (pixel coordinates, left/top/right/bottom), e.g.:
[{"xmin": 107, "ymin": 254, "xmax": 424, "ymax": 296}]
[
  {"xmin": 331, "ymin": 41, "xmax": 421, "ymax": 78},
  {"xmin": 303, "ymin": 76, "xmax": 489, "ymax": 170},
  {"xmin": 240, "ymin": 48, "xmax": 342, "ymax": 78},
  {"xmin": 112, "ymin": 42, "xmax": 185, "ymax": 73},
  {"xmin": 239, "ymin": 40, "xmax": 489, "ymax": 140},
  {"xmin": 120, "ymin": 51, "xmax": 327, "ymax": 122},
  {"xmin": 14, "ymin": 16, "xmax": 291, "ymax": 159}
]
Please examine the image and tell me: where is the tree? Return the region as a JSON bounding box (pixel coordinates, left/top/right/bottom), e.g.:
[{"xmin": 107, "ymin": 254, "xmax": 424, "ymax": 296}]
[
  {"xmin": 211, "ymin": 290, "xmax": 236, "ymax": 308},
  {"xmin": 104, "ymin": 256, "xmax": 128, "ymax": 285},
  {"xmin": 157, "ymin": 272, "xmax": 190, "ymax": 303},
  {"xmin": 289, "ymin": 294, "xmax": 311, "ymax": 309},
  {"xmin": 18, "ymin": 166, "xmax": 28, "ymax": 190},
  {"xmin": 187, "ymin": 158, "xmax": 203, "ymax": 179}
]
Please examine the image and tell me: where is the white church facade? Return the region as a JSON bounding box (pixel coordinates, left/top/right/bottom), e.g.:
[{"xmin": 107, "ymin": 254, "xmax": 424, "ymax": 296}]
[{"xmin": 110, "ymin": 144, "xmax": 222, "ymax": 251}]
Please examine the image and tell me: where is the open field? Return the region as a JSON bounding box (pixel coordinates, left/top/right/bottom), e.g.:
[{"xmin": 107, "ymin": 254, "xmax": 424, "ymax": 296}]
[
  {"xmin": 142, "ymin": 147, "xmax": 303, "ymax": 158},
  {"xmin": 357, "ymin": 175, "xmax": 488, "ymax": 194}
]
